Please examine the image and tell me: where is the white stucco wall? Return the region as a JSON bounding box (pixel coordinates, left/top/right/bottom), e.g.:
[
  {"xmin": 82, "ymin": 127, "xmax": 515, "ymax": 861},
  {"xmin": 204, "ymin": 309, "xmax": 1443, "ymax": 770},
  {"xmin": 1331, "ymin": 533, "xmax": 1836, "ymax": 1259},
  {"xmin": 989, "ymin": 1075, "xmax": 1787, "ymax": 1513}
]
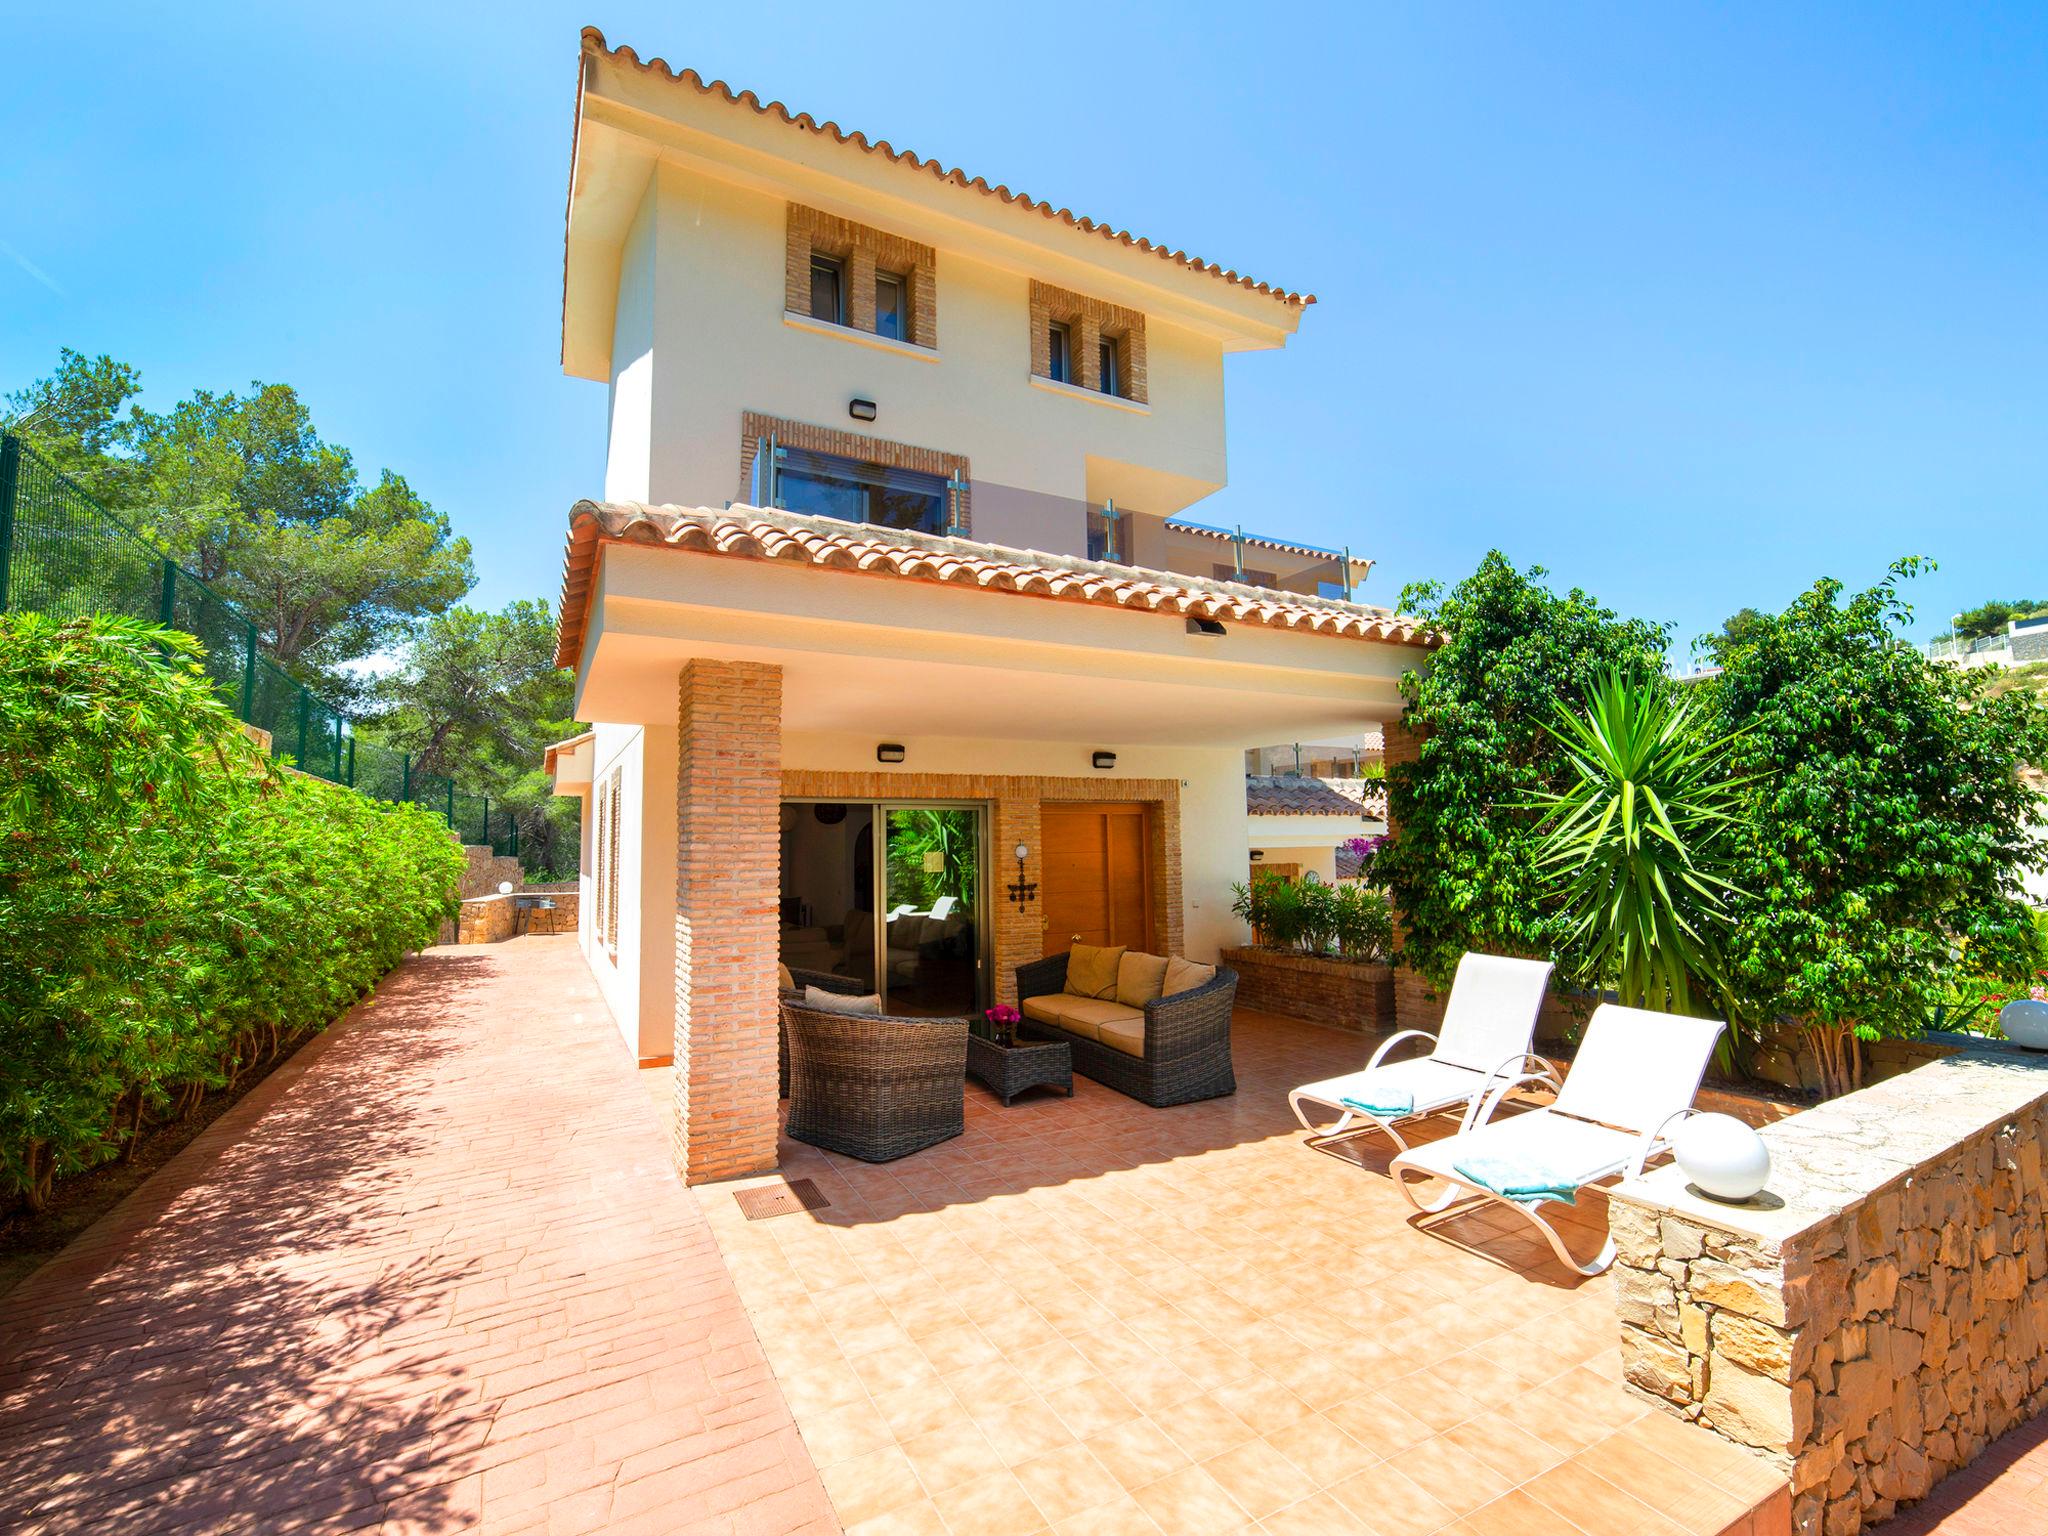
[
  {"xmin": 1247, "ymin": 844, "xmax": 1341, "ymax": 885},
  {"xmin": 603, "ymin": 182, "xmax": 658, "ymax": 505},
  {"xmin": 582, "ymin": 722, "xmax": 679, "ymax": 1063},
  {"xmin": 607, "ymin": 162, "xmax": 1230, "ymax": 527}
]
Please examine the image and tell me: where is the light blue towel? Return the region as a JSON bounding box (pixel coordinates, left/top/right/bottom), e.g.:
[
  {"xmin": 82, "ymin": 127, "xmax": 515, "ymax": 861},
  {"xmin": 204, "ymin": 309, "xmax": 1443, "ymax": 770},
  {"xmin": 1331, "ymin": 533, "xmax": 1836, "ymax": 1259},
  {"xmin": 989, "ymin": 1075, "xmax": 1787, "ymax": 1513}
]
[
  {"xmin": 1453, "ymin": 1155, "xmax": 1580, "ymax": 1207},
  {"xmin": 1339, "ymin": 1088, "xmax": 1415, "ymax": 1119}
]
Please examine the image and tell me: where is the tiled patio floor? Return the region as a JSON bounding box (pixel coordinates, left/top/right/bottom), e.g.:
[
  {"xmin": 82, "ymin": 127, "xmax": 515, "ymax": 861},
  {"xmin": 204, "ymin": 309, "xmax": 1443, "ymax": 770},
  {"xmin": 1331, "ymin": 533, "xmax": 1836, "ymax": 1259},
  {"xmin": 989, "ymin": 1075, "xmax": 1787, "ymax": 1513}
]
[
  {"xmin": 0, "ymin": 938, "xmax": 832, "ymax": 1536},
  {"xmin": 699, "ymin": 1009, "xmax": 1792, "ymax": 1536}
]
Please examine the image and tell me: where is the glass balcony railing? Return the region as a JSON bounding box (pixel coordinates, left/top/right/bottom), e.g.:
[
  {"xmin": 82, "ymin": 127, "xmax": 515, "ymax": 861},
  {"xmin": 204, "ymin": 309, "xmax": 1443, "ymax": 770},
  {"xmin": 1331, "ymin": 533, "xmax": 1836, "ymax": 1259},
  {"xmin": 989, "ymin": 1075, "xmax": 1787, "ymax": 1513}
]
[{"xmin": 741, "ymin": 436, "xmax": 1366, "ymax": 603}]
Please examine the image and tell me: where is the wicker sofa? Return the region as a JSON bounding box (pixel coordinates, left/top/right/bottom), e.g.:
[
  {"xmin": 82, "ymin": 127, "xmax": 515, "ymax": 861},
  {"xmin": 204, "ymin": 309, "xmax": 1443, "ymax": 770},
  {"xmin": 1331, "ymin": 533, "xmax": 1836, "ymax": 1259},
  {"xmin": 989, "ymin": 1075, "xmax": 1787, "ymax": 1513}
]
[
  {"xmin": 1013, "ymin": 953, "xmax": 1238, "ymax": 1108},
  {"xmin": 779, "ymin": 999, "xmax": 970, "ymax": 1162}
]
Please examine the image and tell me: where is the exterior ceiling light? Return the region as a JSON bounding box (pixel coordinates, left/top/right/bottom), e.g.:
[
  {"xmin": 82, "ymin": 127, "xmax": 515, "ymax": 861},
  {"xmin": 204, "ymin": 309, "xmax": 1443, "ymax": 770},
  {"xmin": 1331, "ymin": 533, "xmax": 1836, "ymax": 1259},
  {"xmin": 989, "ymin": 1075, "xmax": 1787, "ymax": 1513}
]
[
  {"xmin": 1091, "ymin": 751, "xmax": 1117, "ymax": 771},
  {"xmin": 849, "ymin": 398, "xmax": 878, "ymax": 422},
  {"xmin": 876, "ymin": 743, "xmax": 905, "ymax": 763}
]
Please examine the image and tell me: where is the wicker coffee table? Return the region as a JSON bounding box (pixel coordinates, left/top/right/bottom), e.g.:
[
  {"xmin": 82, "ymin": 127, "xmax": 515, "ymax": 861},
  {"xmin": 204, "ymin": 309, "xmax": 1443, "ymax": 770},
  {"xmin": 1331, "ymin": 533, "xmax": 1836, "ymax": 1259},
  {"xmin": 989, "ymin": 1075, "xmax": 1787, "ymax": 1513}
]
[{"xmin": 966, "ymin": 1032, "xmax": 1072, "ymax": 1106}]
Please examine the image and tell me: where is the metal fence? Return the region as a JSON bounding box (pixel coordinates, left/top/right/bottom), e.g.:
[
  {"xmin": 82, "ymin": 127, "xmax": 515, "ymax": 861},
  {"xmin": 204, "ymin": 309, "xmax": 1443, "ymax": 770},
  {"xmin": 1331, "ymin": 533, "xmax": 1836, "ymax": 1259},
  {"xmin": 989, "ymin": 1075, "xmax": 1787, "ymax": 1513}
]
[{"xmin": 0, "ymin": 433, "xmax": 517, "ymax": 857}]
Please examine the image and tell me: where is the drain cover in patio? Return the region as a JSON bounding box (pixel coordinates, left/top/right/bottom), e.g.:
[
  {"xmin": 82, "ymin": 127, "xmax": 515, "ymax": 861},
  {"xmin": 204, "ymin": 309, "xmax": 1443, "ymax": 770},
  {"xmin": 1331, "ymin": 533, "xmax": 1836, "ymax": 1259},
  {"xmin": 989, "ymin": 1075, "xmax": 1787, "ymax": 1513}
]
[{"xmin": 734, "ymin": 1178, "xmax": 831, "ymax": 1220}]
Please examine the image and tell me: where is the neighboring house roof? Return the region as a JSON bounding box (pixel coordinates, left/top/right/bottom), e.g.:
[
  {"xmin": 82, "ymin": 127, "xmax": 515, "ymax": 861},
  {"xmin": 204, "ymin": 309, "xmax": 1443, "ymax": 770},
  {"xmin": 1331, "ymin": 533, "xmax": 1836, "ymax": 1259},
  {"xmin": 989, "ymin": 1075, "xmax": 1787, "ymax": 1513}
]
[
  {"xmin": 542, "ymin": 731, "xmax": 595, "ymax": 774},
  {"xmin": 555, "ymin": 502, "xmax": 1432, "ymax": 670},
  {"xmin": 579, "ymin": 28, "xmax": 1313, "ymax": 310},
  {"xmin": 1335, "ymin": 843, "xmax": 1367, "ymax": 881},
  {"xmin": 1245, "ymin": 776, "xmax": 1389, "ymax": 819}
]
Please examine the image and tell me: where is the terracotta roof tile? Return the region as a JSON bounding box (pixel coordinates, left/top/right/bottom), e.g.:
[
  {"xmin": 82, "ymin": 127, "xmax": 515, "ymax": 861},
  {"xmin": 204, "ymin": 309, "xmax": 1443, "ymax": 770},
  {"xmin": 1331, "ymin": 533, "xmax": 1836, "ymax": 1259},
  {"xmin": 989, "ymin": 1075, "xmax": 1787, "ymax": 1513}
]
[
  {"xmin": 1245, "ymin": 776, "xmax": 1389, "ymax": 818},
  {"xmin": 554, "ymin": 502, "xmax": 1432, "ymax": 669},
  {"xmin": 581, "ymin": 28, "xmax": 1312, "ymax": 309}
]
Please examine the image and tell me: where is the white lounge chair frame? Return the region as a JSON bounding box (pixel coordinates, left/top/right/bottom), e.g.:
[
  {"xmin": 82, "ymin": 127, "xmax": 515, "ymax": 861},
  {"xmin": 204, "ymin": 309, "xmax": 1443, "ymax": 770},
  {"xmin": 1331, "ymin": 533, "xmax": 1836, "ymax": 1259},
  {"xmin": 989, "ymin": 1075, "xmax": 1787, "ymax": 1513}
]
[
  {"xmin": 1387, "ymin": 1004, "xmax": 1725, "ymax": 1276},
  {"xmin": 1288, "ymin": 952, "xmax": 1557, "ymax": 1153}
]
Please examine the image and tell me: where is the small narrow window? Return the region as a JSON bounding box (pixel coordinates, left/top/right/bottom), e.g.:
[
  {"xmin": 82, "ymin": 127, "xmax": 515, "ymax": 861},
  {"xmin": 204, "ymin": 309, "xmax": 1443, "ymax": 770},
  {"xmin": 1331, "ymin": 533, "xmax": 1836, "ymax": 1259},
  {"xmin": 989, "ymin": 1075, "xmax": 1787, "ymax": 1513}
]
[
  {"xmin": 875, "ymin": 272, "xmax": 907, "ymax": 340},
  {"xmin": 1098, "ymin": 335, "xmax": 1120, "ymax": 396},
  {"xmin": 809, "ymin": 254, "xmax": 845, "ymax": 325},
  {"xmin": 1047, "ymin": 321, "xmax": 1071, "ymax": 384}
]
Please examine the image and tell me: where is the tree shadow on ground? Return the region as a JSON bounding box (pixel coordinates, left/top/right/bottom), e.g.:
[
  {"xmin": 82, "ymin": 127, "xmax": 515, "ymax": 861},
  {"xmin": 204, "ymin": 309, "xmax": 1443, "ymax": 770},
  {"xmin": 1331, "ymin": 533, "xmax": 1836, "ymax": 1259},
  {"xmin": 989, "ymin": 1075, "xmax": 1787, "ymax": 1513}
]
[{"xmin": 0, "ymin": 952, "xmax": 497, "ymax": 1535}]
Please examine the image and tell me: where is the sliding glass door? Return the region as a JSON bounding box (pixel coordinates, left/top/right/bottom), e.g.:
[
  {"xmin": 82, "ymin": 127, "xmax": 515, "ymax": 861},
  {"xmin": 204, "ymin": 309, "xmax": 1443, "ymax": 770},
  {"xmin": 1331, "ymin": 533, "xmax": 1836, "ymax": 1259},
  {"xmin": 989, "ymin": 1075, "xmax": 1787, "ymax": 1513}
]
[{"xmin": 778, "ymin": 800, "xmax": 985, "ymax": 1016}]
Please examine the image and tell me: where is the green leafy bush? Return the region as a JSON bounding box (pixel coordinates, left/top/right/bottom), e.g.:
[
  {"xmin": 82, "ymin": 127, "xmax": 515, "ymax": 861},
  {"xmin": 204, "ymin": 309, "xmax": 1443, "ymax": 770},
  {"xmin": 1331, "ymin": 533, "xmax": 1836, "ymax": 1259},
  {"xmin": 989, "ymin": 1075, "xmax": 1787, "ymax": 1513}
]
[
  {"xmin": 0, "ymin": 614, "xmax": 463, "ymax": 1209},
  {"xmin": 1709, "ymin": 563, "xmax": 2048, "ymax": 1095},
  {"xmin": 1229, "ymin": 872, "xmax": 1393, "ymax": 963},
  {"xmin": 1377, "ymin": 553, "xmax": 1669, "ymax": 990}
]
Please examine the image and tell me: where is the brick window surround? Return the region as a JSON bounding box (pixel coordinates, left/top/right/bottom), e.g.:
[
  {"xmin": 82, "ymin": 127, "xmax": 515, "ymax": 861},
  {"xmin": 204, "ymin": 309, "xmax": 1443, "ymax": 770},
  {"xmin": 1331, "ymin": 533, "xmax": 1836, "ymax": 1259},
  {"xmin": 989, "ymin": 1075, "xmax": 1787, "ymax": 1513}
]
[
  {"xmin": 784, "ymin": 204, "xmax": 937, "ymax": 349},
  {"xmin": 739, "ymin": 411, "xmax": 973, "ymax": 536},
  {"xmin": 782, "ymin": 769, "xmax": 1184, "ymax": 1008},
  {"xmin": 1030, "ymin": 280, "xmax": 1149, "ymax": 403}
]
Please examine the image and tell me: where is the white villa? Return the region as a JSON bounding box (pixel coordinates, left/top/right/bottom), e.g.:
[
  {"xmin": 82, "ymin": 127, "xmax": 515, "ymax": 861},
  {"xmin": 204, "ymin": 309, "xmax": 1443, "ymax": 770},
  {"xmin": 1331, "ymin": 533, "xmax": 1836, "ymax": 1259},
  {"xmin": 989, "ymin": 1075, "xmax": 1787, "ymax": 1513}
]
[{"xmin": 547, "ymin": 28, "xmax": 1427, "ymax": 1183}]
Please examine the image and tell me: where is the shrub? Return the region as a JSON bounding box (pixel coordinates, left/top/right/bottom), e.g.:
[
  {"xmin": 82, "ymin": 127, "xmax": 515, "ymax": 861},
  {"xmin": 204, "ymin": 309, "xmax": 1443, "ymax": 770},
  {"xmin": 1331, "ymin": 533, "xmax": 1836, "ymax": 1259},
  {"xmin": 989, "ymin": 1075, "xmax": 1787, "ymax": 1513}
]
[
  {"xmin": 0, "ymin": 614, "xmax": 463, "ymax": 1209},
  {"xmin": 1377, "ymin": 553, "xmax": 1668, "ymax": 990},
  {"xmin": 1710, "ymin": 563, "xmax": 2048, "ymax": 1095},
  {"xmin": 1229, "ymin": 872, "xmax": 1393, "ymax": 963}
]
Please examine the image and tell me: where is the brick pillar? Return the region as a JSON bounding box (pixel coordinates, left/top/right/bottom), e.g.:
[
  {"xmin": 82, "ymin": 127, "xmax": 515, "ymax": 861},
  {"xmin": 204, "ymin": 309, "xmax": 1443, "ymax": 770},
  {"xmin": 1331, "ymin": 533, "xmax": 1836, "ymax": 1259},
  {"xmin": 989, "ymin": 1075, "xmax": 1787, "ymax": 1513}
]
[
  {"xmin": 673, "ymin": 659, "xmax": 783, "ymax": 1185},
  {"xmin": 1383, "ymin": 717, "xmax": 1448, "ymax": 1032}
]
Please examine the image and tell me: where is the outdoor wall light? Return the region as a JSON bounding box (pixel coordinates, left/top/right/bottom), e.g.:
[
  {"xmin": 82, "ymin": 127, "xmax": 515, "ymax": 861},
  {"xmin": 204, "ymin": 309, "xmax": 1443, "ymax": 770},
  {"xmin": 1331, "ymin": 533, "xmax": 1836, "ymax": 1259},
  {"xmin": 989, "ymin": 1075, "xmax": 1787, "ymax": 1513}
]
[
  {"xmin": 1187, "ymin": 618, "xmax": 1227, "ymax": 638},
  {"xmin": 1091, "ymin": 750, "xmax": 1117, "ymax": 771},
  {"xmin": 1249, "ymin": 850, "xmax": 1265, "ymax": 863},
  {"xmin": 876, "ymin": 742, "xmax": 906, "ymax": 763},
  {"xmin": 848, "ymin": 398, "xmax": 878, "ymax": 422},
  {"xmin": 1007, "ymin": 842, "xmax": 1038, "ymax": 906}
]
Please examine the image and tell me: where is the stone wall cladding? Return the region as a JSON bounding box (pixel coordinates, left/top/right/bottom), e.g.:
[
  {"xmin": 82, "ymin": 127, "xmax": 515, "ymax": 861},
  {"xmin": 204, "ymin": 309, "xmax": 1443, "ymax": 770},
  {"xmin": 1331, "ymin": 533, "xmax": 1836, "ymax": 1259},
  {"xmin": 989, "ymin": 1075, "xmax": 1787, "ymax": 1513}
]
[
  {"xmin": 737, "ymin": 411, "xmax": 972, "ymax": 535},
  {"xmin": 1610, "ymin": 1048, "xmax": 2048, "ymax": 1536},
  {"xmin": 1028, "ymin": 280, "xmax": 1148, "ymax": 403},
  {"xmin": 674, "ymin": 660, "xmax": 785, "ymax": 1186},
  {"xmin": 783, "ymin": 203, "xmax": 937, "ymax": 348},
  {"xmin": 457, "ymin": 844, "xmax": 524, "ymax": 900},
  {"xmin": 783, "ymin": 770, "xmax": 1183, "ymax": 1005},
  {"xmin": 455, "ymin": 893, "xmax": 518, "ymax": 945},
  {"xmin": 1221, "ymin": 947, "xmax": 1393, "ymax": 1033},
  {"xmin": 522, "ymin": 892, "xmax": 580, "ymax": 936}
]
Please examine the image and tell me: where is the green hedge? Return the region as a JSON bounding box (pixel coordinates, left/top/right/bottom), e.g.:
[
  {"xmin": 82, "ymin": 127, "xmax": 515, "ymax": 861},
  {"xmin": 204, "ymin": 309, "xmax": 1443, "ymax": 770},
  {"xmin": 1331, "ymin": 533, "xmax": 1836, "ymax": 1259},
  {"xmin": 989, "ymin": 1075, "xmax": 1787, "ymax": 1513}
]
[{"xmin": 0, "ymin": 613, "xmax": 464, "ymax": 1210}]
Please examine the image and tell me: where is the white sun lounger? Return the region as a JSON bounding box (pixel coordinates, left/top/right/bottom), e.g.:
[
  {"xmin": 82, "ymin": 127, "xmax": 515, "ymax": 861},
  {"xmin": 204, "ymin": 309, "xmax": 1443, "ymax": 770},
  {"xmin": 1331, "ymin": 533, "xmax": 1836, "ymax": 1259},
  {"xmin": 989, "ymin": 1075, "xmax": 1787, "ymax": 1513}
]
[
  {"xmin": 1387, "ymin": 1004, "xmax": 1725, "ymax": 1275},
  {"xmin": 1288, "ymin": 952, "xmax": 1557, "ymax": 1153}
]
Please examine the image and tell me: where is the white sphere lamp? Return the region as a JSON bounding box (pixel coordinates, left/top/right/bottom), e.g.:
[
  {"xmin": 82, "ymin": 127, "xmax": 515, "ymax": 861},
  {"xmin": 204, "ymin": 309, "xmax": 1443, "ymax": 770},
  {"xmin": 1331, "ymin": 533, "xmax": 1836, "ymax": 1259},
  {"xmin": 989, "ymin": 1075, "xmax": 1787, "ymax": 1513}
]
[
  {"xmin": 1998, "ymin": 998, "xmax": 2048, "ymax": 1052},
  {"xmin": 498, "ymin": 881, "xmax": 515, "ymax": 895},
  {"xmin": 1673, "ymin": 1113, "xmax": 1772, "ymax": 1203}
]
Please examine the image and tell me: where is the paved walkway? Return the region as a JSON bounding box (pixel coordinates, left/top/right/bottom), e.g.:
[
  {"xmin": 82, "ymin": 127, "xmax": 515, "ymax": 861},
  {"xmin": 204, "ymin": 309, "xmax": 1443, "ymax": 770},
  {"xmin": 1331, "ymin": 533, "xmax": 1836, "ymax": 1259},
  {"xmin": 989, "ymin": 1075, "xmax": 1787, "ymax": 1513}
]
[
  {"xmin": 0, "ymin": 938, "xmax": 834, "ymax": 1536},
  {"xmin": 1877, "ymin": 1414, "xmax": 2048, "ymax": 1536}
]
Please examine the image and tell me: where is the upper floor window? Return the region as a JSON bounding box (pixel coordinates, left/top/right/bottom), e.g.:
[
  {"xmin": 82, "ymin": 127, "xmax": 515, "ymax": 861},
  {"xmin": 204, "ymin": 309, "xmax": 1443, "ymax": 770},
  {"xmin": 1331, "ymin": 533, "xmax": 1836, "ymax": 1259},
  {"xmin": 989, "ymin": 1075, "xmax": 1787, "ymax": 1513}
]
[
  {"xmin": 1215, "ymin": 562, "xmax": 1278, "ymax": 588},
  {"xmin": 810, "ymin": 255, "xmax": 845, "ymax": 326},
  {"xmin": 1029, "ymin": 280, "xmax": 1147, "ymax": 403},
  {"xmin": 875, "ymin": 272, "xmax": 907, "ymax": 341},
  {"xmin": 787, "ymin": 204, "xmax": 937, "ymax": 348},
  {"xmin": 1047, "ymin": 322, "xmax": 1072, "ymax": 385},
  {"xmin": 775, "ymin": 447, "xmax": 949, "ymax": 535}
]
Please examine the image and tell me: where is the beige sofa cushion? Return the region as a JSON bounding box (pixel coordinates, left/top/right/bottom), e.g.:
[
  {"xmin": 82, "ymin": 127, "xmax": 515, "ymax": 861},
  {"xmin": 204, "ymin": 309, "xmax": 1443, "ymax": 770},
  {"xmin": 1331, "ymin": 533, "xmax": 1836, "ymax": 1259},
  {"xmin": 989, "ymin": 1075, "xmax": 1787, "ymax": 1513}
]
[
  {"xmin": 1098, "ymin": 1017, "xmax": 1147, "ymax": 1057},
  {"xmin": 1115, "ymin": 951, "xmax": 1170, "ymax": 1008},
  {"xmin": 1163, "ymin": 956, "xmax": 1217, "ymax": 998},
  {"xmin": 803, "ymin": 985, "xmax": 883, "ymax": 1015},
  {"xmin": 1022, "ymin": 994, "xmax": 1143, "ymax": 1044},
  {"xmin": 1064, "ymin": 943, "xmax": 1126, "ymax": 1000}
]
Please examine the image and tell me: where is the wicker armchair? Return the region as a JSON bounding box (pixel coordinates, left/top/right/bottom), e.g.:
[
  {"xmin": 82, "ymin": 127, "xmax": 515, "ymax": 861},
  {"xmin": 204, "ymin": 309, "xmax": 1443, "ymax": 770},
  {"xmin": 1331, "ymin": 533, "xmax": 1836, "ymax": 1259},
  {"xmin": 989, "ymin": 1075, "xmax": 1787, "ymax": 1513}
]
[
  {"xmin": 779, "ymin": 969, "xmax": 869, "ymax": 1099},
  {"xmin": 1013, "ymin": 954, "xmax": 1238, "ymax": 1108},
  {"xmin": 780, "ymin": 1002, "xmax": 970, "ymax": 1162}
]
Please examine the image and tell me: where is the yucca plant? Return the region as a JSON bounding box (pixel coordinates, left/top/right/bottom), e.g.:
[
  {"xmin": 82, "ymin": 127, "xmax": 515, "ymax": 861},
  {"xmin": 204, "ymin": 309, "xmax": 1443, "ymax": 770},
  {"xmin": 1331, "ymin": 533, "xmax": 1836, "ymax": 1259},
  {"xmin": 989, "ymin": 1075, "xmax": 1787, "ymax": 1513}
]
[{"xmin": 1531, "ymin": 671, "xmax": 1752, "ymax": 1020}]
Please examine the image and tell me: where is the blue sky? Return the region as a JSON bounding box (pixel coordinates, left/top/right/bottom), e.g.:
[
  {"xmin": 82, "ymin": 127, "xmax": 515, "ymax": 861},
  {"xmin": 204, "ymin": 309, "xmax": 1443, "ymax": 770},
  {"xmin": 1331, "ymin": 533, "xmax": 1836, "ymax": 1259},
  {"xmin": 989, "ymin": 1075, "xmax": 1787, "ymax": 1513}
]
[{"xmin": 5, "ymin": 2, "xmax": 2044, "ymax": 653}]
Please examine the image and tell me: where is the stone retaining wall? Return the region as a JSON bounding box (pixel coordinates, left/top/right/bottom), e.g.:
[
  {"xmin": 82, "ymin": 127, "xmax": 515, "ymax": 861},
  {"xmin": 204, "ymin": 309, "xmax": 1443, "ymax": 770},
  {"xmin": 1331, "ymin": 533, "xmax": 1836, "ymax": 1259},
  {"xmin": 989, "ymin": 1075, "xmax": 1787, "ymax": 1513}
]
[
  {"xmin": 1220, "ymin": 947, "xmax": 1393, "ymax": 1033},
  {"xmin": 1609, "ymin": 1044, "xmax": 2048, "ymax": 1535},
  {"xmin": 456, "ymin": 892, "xmax": 517, "ymax": 945}
]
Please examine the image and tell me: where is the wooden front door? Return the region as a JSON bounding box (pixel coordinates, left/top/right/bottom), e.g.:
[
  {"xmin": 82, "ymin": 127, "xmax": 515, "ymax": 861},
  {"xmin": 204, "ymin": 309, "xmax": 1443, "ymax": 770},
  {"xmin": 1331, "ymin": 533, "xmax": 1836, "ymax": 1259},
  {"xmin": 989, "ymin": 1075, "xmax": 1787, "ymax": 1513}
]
[{"xmin": 1041, "ymin": 803, "xmax": 1155, "ymax": 955}]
